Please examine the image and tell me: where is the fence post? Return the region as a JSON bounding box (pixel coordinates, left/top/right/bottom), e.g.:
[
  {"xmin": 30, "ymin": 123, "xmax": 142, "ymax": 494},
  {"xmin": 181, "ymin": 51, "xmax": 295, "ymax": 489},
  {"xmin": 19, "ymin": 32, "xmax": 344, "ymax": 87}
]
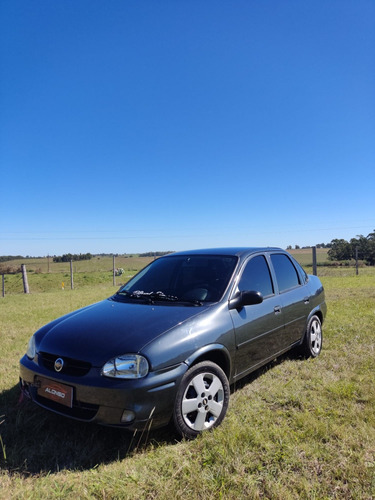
[
  {"xmin": 70, "ymin": 260, "xmax": 74, "ymax": 290},
  {"xmin": 1, "ymin": 274, "xmax": 4, "ymax": 298},
  {"xmin": 312, "ymin": 247, "xmax": 317, "ymax": 276},
  {"xmin": 356, "ymin": 247, "xmax": 359, "ymax": 275},
  {"xmin": 113, "ymin": 255, "xmax": 116, "ymax": 286},
  {"xmin": 21, "ymin": 264, "xmax": 30, "ymax": 294}
]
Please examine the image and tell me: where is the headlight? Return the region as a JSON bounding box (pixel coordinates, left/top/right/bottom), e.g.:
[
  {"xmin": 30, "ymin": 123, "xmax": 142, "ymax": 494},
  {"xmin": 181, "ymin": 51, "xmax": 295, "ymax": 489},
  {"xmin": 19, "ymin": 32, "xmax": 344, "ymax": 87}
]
[
  {"xmin": 102, "ymin": 354, "xmax": 149, "ymax": 379},
  {"xmin": 26, "ymin": 335, "xmax": 36, "ymax": 359}
]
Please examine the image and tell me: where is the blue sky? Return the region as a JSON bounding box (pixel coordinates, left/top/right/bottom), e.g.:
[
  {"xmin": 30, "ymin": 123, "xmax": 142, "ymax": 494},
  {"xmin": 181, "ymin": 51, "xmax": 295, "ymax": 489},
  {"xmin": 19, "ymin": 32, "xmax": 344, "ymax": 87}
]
[{"xmin": 1, "ymin": 0, "xmax": 374, "ymax": 256}]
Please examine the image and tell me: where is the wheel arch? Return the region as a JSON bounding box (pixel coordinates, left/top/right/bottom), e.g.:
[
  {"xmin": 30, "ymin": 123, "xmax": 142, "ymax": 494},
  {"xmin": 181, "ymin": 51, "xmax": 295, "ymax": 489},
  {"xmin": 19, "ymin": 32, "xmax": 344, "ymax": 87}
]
[
  {"xmin": 315, "ymin": 309, "xmax": 324, "ymax": 324},
  {"xmin": 298, "ymin": 308, "xmax": 324, "ymax": 348},
  {"xmin": 184, "ymin": 344, "xmax": 231, "ymax": 381},
  {"xmin": 308, "ymin": 307, "xmax": 324, "ymax": 326}
]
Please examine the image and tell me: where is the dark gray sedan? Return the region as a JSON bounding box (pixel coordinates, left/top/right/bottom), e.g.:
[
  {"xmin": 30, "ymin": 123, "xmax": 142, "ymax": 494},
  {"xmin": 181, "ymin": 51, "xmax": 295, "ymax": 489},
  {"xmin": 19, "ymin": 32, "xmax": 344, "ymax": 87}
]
[{"xmin": 20, "ymin": 248, "xmax": 326, "ymax": 438}]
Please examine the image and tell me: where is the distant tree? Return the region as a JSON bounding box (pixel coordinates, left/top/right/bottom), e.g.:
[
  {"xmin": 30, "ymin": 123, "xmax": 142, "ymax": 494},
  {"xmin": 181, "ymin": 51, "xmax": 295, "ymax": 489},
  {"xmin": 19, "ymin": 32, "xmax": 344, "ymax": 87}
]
[
  {"xmin": 367, "ymin": 231, "xmax": 375, "ymax": 265},
  {"xmin": 328, "ymin": 239, "xmax": 352, "ymax": 261},
  {"xmin": 295, "ymin": 245, "xmax": 300, "ymax": 250},
  {"xmin": 350, "ymin": 235, "xmax": 368, "ymax": 261},
  {"xmin": 347, "ymin": 232, "xmax": 375, "ymax": 265},
  {"xmin": 53, "ymin": 253, "xmax": 93, "ymax": 263}
]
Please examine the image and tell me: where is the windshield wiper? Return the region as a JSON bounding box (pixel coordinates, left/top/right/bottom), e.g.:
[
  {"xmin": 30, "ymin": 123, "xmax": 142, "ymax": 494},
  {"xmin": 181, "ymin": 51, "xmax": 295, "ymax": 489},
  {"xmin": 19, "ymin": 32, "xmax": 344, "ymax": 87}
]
[
  {"xmin": 115, "ymin": 290, "xmax": 204, "ymax": 306},
  {"xmin": 117, "ymin": 290, "xmax": 179, "ymax": 303},
  {"xmin": 178, "ymin": 298, "xmax": 204, "ymax": 306}
]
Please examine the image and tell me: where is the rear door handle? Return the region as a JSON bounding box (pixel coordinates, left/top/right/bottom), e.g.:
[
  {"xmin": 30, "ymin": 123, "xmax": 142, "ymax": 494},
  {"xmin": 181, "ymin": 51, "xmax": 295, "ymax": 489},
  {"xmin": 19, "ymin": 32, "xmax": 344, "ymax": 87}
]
[
  {"xmin": 274, "ymin": 305, "xmax": 282, "ymax": 314},
  {"xmin": 304, "ymin": 297, "xmax": 310, "ymax": 304}
]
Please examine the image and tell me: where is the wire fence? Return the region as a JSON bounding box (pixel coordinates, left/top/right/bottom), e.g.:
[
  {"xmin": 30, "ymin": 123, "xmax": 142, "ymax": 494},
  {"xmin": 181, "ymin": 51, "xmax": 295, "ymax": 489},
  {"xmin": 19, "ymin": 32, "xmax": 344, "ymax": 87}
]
[
  {"xmin": 0, "ymin": 248, "xmax": 369, "ymax": 298},
  {"xmin": 1, "ymin": 273, "xmax": 25, "ymax": 296}
]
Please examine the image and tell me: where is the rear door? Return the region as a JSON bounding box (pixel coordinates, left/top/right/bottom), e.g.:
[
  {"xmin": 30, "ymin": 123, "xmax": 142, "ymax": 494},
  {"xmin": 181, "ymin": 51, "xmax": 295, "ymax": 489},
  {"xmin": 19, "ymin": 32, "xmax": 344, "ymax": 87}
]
[{"xmin": 269, "ymin": 253, "xmax": 311, "ymax": 349}]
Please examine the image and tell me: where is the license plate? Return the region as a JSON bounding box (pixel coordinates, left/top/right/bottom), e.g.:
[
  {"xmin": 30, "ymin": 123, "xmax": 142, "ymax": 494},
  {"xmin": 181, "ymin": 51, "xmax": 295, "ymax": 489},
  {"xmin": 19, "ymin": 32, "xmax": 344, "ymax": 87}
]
[{"xmin": 37, "ymin": 377, "xmax": 73, "ymax": 408}]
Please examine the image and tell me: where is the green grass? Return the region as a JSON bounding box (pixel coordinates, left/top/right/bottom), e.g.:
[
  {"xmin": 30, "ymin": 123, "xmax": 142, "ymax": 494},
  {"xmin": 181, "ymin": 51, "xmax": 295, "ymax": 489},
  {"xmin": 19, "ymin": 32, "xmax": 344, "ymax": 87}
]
[{"xmin": 0, "ymin": 268, "xmax": 374, "ymax": 498}]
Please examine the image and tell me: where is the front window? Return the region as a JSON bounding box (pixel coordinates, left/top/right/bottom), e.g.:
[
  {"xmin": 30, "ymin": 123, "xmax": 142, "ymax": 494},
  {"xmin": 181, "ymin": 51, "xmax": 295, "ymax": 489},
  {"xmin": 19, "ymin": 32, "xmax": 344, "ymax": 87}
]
[
  {"xmin": 237, "ymin": 255, "xmax": 274, "ymax": 298},
  {"xmin": 119, "ymin": 255, "xmax": 238, "ymax": 303}
]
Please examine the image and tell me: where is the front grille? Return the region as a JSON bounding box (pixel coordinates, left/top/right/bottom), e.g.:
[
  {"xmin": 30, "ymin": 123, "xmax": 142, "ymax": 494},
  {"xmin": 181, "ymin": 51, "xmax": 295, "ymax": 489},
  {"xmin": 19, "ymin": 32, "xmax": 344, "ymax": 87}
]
[{"xmin": 39, "ymin": 352, "xmax": 92, "ymax": 376}]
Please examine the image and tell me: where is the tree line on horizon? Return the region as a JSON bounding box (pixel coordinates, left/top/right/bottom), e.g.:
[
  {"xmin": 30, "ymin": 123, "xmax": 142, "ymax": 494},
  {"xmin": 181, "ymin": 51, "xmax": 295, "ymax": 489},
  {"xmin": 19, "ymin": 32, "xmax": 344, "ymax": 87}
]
[
  {"xmin": 1, "ymin": 231, "xmax": 374, "ymax": 265},
  {"xmin": 52, "ymin": 253, "xmax": 93, "ymax": 263}
]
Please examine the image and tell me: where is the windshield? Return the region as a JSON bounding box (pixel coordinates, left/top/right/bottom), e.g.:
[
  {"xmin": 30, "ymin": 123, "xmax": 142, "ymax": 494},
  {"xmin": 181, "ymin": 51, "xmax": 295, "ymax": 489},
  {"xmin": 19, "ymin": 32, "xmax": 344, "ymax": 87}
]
[{"xmin": 118, "ymin": 255, "xmax": 237, "ymax": 303}]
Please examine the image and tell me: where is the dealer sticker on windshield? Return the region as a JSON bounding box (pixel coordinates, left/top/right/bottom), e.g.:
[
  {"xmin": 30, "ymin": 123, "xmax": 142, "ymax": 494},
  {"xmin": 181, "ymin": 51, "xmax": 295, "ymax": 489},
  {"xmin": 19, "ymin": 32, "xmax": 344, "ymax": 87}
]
[{"xmin": 37, "ymin": 377, "xmax": 73, "ymax": 408}]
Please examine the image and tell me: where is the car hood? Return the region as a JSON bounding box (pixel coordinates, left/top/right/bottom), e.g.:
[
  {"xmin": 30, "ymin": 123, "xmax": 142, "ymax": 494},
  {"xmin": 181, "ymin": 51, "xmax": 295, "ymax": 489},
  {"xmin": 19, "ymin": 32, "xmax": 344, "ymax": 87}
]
[{"xmin": 37, "ymin": 298, "xmax": 210, "ymax": 365}]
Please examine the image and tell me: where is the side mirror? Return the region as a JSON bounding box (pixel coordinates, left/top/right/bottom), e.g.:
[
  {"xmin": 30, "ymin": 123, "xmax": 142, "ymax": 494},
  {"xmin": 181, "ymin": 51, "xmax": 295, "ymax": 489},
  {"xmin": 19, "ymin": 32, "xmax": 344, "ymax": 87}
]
[{"xmin": 229, "ymin": 290, "xmax": 263, "ymax": 310}]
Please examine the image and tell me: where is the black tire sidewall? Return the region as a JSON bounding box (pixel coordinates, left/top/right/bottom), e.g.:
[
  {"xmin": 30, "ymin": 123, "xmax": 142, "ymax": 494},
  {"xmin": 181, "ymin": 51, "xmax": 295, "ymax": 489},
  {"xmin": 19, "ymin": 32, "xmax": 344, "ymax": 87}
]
[
  {"xmin": 304, "ymin": 314, "xmax": 322, "ymax": 358},
  {"xmin": 173, "ymin": 361, "xmax": 230, "ymax": 439}
]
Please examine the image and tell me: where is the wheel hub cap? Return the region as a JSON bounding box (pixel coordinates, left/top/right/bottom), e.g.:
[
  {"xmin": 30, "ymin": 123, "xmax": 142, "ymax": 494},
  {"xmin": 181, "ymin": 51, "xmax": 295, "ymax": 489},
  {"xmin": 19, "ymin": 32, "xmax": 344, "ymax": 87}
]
[{"xmin": 181, "ymin": 372, "xmax": 224, "ymax": 431}]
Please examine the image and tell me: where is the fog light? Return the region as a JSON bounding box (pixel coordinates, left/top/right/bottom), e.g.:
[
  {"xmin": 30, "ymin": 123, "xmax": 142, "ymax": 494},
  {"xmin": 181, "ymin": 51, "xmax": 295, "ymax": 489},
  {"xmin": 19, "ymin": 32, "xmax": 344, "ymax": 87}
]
[
  {"xmin": 19, "ymin": 378, "xmax": 31, "ymax": 398},
  {"xmin": 121, "ymin": 410, "xmax": 135, "ymax": 423}
]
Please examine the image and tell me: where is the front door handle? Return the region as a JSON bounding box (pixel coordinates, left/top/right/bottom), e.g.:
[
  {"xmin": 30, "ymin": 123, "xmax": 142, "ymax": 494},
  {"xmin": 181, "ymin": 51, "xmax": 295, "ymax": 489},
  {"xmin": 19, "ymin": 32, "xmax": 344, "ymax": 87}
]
[{"xmin": 274, "ymin": 305, "xmax": 282, "ymax": 314}]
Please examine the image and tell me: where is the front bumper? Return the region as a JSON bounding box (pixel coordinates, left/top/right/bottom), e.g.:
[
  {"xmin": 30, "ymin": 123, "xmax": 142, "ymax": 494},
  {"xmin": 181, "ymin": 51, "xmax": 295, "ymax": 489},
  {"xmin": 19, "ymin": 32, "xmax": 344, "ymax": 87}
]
[{"xmin": 19, "ymin": 355, "xmax": 188, "ymax": 430}]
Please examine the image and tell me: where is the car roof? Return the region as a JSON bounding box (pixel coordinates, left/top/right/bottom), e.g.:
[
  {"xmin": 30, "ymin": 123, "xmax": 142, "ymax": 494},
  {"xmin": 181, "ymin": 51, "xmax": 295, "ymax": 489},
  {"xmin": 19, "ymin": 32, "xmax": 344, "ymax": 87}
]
[{"xmin": 169, "ymin": 247, "xmax": 283, "ymax": 258}]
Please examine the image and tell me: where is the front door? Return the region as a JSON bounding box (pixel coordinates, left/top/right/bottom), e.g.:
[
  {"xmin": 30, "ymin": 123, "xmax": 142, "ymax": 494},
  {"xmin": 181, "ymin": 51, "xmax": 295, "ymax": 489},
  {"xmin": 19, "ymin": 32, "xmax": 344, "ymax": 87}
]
[{"xmin": 229, "ymin": 254, "xmax": 284, "ymax": 379}]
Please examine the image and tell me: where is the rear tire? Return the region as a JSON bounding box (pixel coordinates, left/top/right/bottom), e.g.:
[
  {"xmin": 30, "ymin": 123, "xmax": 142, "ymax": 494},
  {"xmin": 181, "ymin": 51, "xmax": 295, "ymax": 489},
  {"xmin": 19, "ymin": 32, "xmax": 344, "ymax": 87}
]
[
  {"xmin": 301, "ymin": 315, "xmax": 323, "ymax": 358},
  {"xmin": 173, "ymin": 361, "xmax": 230, "ymax": 439}
]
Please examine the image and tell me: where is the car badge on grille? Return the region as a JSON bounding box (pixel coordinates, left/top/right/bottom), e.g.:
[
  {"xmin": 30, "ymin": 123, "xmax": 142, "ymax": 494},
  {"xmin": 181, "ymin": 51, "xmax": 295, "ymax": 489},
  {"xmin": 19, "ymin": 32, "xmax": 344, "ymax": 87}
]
[{"xmin": 54, "ymin": 358, "xmax": 64, "ymax": 372}]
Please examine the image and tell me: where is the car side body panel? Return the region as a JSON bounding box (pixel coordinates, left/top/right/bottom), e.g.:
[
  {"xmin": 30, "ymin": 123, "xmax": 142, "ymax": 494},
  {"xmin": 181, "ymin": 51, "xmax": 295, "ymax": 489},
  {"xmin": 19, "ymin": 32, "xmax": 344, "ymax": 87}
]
[{"xmin": 230, "ymin": 295, "xmax": 285, "ymax": 379}]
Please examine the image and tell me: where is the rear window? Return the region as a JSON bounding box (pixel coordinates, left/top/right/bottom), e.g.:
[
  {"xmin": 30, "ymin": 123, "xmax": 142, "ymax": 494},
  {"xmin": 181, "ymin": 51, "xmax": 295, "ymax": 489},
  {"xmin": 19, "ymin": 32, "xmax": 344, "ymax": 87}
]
[{"xmin": 270, "ymin": 254, "xmax": 300, "ymax": 292}]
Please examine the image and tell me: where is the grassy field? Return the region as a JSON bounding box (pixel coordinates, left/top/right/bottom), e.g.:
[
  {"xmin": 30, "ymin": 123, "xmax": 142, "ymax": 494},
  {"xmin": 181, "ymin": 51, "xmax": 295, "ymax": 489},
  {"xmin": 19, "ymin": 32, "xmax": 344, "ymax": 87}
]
[
  {"xmin": 0, "ymin": 266, "xmax": 374, "ymax": 498},
  {"xmin": 0, "ymin": 255, "xmax": 155, "ymax": 275},
  {"xmin": 289, "ymin": 247, "xmax": 329, "ymax": 266},
  {"xmin": 0, "ymin": 255, "xmax": 155, "ymax": 295}
]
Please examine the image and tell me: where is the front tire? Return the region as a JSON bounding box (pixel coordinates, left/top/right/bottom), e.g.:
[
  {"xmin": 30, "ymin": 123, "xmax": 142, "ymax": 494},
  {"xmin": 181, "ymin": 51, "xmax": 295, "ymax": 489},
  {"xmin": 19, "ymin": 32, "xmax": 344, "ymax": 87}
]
[
  {"xmin": 301, "ymin": 314, "xmax": 323, "ymax": 358},
  {"xmin": 173, "ymin": 361, "xmax": 230, "ymax": 439}
]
